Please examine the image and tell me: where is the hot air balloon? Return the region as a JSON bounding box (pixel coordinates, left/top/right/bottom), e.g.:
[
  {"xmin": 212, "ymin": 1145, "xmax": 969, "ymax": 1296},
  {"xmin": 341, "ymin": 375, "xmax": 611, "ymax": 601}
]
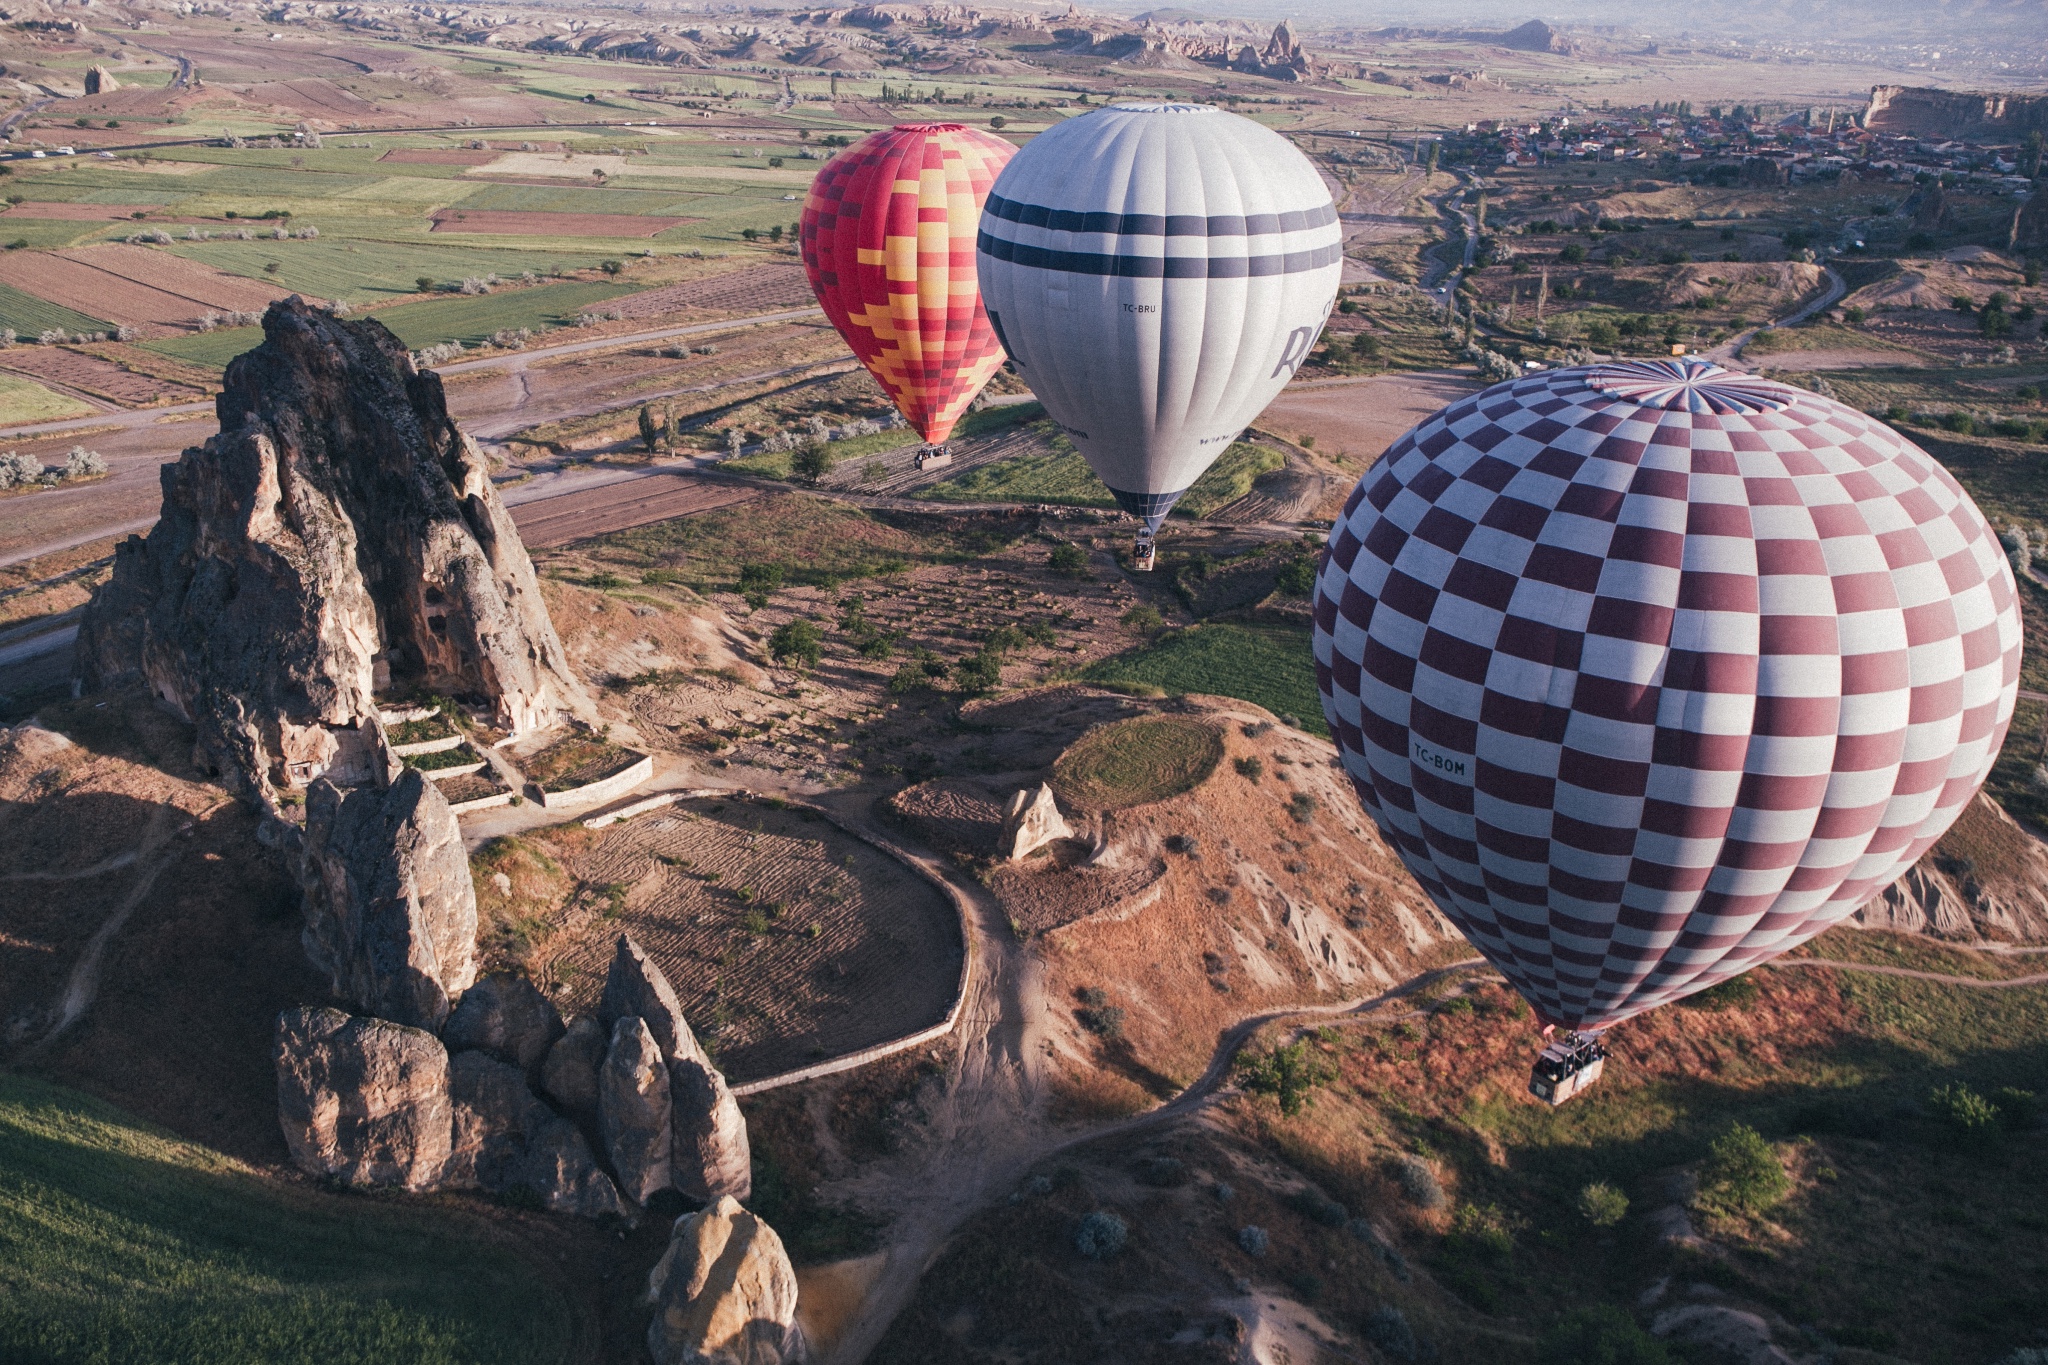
[
  {"xmin": 800, "ymin": 122, "xmax": 1017, "ymax": 469},
  {"xmin": 1312, "ymin": 359, "xmax": 2020, "ymax": 1102},
  {"xmin": 974, "ymin": 103, "xmax": 1342, "ymax": 570}
]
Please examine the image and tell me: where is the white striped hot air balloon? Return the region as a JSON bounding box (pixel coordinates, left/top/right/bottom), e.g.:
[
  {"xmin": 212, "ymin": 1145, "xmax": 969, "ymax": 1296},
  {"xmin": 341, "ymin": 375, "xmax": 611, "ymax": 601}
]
[{"xmin": 975, "ymin": 103, "xmax": 1342, "ymax": 569}]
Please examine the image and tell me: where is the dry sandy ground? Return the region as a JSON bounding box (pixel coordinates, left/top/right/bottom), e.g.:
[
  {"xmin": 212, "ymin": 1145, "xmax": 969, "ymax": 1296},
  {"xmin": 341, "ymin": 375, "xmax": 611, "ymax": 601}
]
[{"xmin": 1259, "ymin": 371, "xmax": 1480, "ymax": 470}]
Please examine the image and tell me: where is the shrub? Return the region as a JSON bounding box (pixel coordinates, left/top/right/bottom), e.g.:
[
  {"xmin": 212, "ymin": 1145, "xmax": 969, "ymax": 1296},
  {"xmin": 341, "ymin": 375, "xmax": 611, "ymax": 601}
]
[
  {"xmin": 1288, "ymin": 1188, "xmax": 1349, "ymax": 1227},
  {"xmin": 1073, "ymin": 1211, "xmax": 1126, "ymax": 1260},
  {"xmin": 1449, "ymin": 1201, "xmax": 1518, "ymax": 1258},
  {"xmin": 1559, "ymin": 242, "xmax": 1587, "ymax": 263},
  {"xmin": 1696, "ymin": 1123, "xmax": 1788, "ymax": 1215},
  {"xmin": 1928, "ymin": 1082, "xmax": 2002, "ymax": 1136},
  {"xmin": 1288, "ymin": 792, "xmax": 1317, "ymax": 823},
  {"xmin": 1365, "ymin": 1305, "xmax": 1420, "ymax": 1360},
  {"xmin": 1120, "ymin": 604, "xmax": 1163, "ymax": 635},
  {"xmin": 1577, "ymin": 1181, "xmax": 1629, "ymax": 1227},
  {"xmin": 737, "ymin": 562, "xmax": 784, "ymax": 607},
  {"xmin": 887, "ymin": 661, "xmax": 930, "ymax": 694},
  {"xmin": 1537, "ymin": 1305, "xmax": 1672, "ymax": 1365},
  {"xmin": 791, "ymin": 442, "xmax": 833, "ymax": 486},
  {"xmin": 1234, "ymin": 755, "xmax": 1264, "ymax": 781},
  {"xmin": 1274, "ymin": 555, "xmax": 1316, "ymax": 596},
  {"xmin": 1237, "ymin": 1040, "xmax": 1336, "ymax": 1116},
  {"xmin": 1237, "ymin": 1225, "xmax": 1269, "ymax": 1257},
  {"xmin": 1392, "ymin": 1154, "xmax": 1446, "ymax": 1210},
  {"xmin": 1048, "ymin": 542, "xmax": 1088, "ymax": 578},
  {"xmin": 61, "ymin": 446, "xmax": 106, "ymax": 479},
  {"xmin": 768, "ymin": 619, "xmax": 822, "ymax": 669},
  {"xmin": 1942, "ymin": 410, "xmax": 1976, "ymax": 435},
  {"xmin": 951, "ymin": 648, "xmax": 1005, "ymax": 696}
]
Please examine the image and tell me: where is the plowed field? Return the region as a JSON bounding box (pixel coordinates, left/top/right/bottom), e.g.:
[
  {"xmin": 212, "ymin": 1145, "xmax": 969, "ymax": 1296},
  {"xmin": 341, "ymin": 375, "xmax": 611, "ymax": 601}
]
[
  {"xmin": 608, "ymin": 263, "xmax": 813, "ymax": 319},
  {"xmin": 0, "ymin": 246, "xmax": 292, "ymax": 329},
  {"xmin": 381, "ymin": 147, "xmax": 498, "ymax": 166},
  {"xmin": 0, "ymin": 346, "xmax": 203, "ymax": 407},
  {"xmin": 429, "ymin": 209, "xmax": 694, "ymax": 237},
  {"xmin": 542, "ymin": 797, "xmax": 961, "ymax": 1083},
  {"xmin": 508, "ymin": 472, "xmax": 761, "ymax": 550}
]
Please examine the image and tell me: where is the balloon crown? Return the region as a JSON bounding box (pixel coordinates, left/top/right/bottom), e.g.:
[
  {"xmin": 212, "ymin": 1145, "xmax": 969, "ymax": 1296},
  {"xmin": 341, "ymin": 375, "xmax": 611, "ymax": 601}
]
[
  {"xmin": 892, "ymin": 122, "xmax": 968, "ymax": 132},
  {"xmin": 1582, "ymin": 356, "xmax": 1793, "ymax": 415},
  {"xmin": 1103, "ymin": 102, "xmax": 1217, "ymax": 114}
]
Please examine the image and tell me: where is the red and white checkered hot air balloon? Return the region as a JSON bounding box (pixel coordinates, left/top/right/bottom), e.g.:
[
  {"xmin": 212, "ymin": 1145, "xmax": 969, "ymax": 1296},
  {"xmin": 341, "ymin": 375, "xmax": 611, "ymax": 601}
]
[
  {"xmin": 1313, "ymin": 359, "xmax": 2020, "ymax": 1100},
  {"xmin": 800, "ymin": 123, "xmax": 1016, "ymax": 458}
]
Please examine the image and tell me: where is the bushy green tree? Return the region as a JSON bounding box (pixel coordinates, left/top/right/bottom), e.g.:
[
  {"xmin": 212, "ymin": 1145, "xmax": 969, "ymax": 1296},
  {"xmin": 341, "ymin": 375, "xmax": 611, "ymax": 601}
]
[
  {"xmin": 1696, "ymin": 1123, "xmax": 1788, "ymax": 1215},
  {"xmin": 1237, "ymin": 1040, "xmax": 1336, "ymax": 1116}
]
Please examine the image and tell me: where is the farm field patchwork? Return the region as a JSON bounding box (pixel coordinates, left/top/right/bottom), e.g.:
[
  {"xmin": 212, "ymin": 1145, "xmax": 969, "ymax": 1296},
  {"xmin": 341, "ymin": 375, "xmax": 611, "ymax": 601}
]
[
  {"xmin": 0, "ymin": 370, "xmax": 95, "ymax": 423},
  {"xmin": 0, "ymin": 281, "xmax": 111, "ymax": 339}
]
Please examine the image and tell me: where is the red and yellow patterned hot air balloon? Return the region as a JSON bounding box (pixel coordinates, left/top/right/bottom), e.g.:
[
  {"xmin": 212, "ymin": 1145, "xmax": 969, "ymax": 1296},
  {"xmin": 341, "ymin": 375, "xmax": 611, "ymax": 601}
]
[{"xmin": 800, "ymin": 123, "xmax": 1016, "ymax": 450}]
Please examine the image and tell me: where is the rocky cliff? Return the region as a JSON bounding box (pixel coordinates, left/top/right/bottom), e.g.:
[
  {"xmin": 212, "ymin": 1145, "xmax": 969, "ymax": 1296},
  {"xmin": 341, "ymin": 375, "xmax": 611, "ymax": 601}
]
[
  {"xmin": 1865, "ymin": 86, "xmax": 2048, "ymax": 140},
  {"xmin": 77, "ymin": 298, "xmax": 587, "ymax": 809}
]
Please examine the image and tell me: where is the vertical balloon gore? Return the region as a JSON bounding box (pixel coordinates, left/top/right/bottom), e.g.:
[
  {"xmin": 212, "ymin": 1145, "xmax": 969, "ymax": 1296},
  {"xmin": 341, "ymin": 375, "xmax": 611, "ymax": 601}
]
[{"xmin": 800, "ymin": 123, "xmax": 1017, "ymax": 446}]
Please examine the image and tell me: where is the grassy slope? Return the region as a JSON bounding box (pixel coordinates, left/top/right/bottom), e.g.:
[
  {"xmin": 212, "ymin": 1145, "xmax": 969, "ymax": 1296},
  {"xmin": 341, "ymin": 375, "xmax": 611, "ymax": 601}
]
[
  {"xmin": 0, "ymin": 1074, "xmax": 574, "ymax": 1365},
  {"xmin": 1084, "ymin": 622, "xmax": 1326, "ymax": 736},
  {"xmin": 918, "ymin": 438, "xmax": 1282, "ymax": 519}
]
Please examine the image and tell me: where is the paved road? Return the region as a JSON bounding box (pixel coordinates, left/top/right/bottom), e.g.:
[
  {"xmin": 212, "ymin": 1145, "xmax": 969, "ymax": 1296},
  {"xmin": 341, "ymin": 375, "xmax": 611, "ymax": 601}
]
[{"xmin": 0, "ymin": 305, "xmax": 823, "ymax": 570}]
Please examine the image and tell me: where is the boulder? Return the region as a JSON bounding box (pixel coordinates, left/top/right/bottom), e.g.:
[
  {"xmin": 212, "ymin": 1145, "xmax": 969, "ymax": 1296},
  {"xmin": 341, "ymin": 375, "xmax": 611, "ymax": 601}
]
[
  {"xmin": 443, "ymin": 971, "xmax": 565, "ymax": 1080},
  {"xmin": 598, "ymin": 933, "xmax": 693, "ymax": 1063},
  {"xmin": 447, "ymin": 1049, "xmax": 628, "ymax": 1220},
  {"xmin": 84, "ymin": 65, "xmax": 118, "ymax": 94},
  {"xmin": 998, "ymin": 782, "xmax": 1071, "ymax": 861},
  {"xmin": 299, "ymin": 768, "xmax": 477, "ymax": 1029},
  {"xmin": 646, "ymin": 1196, "xmax": 804, "ymax": 1365},
  {"xmin": 601, "ymin": 1016, "xmax": 674, "ymax": 1204},
  {"xmin": 75, "ymin": 298, "xmax": 589, "ymax": 809},
  {"xmin": 671, "ymin": 1054, "xmax": 752, "ymax": 1205},
  {"xmin": 274, "ymin": 1006, "xmax": 451, "ymax": 1190},
  {"xmin": 542, "ymin": 1015, "xmax": 606, "ymax": 1113},
  {"xmin": 597, "ymin": 934, "xmax": 750, "ymax": 1202}
]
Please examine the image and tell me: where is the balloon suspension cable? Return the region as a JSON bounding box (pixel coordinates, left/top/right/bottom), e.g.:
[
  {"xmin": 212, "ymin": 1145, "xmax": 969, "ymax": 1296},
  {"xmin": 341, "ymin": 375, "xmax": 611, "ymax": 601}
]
[{"xmin": 913, "ymin": 442, "xmax": 953, "ymax": 471}]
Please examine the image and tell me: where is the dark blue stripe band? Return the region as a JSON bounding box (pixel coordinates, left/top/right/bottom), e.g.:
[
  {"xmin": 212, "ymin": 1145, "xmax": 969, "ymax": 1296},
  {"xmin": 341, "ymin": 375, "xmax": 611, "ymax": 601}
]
[
  {"xmin": 984, "ymin": 194, "xmax": 1338, "ymax": 237},
  {"xmin": 978, "ymin": 231, "xmax": 1342, "ymax": 278}
]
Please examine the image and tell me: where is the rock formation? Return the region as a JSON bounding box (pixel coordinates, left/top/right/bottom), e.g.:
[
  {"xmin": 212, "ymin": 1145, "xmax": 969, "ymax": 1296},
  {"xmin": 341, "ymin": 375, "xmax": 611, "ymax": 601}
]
[
  {"xmin": 543, "ymin": 1015, "xmax": 607, "ymax": 1113},
  {"xmin": 76, "ymin": 297, "xmax": 588, "ymax": 810},
  {"xmin": 83, "ymin": 64, "xmax": 117, "ymax": 94},
  {"xmin": 274, "ymin": 1006, "xmax": 452, "ymax": 1190},
  {"xmin": 599, "ymin": 934, "xmax": 752, "ymax": 1203},
  {"xmin": 299, "ymin": 768, "xmax": 477, "ymax": 1029},
  {"xmin": 447, "ymin": 1049, "xmax": 628, "ymax": 1219},
  {"xmin": 1854, "ymin": 794, "xmax": 2048, "ymax": 943},
  {"xmin": 1866, "ymin": 85, "xmax": 2048, "ymax": 140},
  {"xmin": 442, "ymin": 971, "xmax": 565, "ymax": 1081},
  {"xmin": 646, "ymin": 1197, "xmax": 805, "ymax": 1365},
  {"xmin": 999, "ymin": 781, "xmax": 1071, "ymax": 861},
  {"xmin": 601, "ymin": 1016, "xmax": 675, "ymax": 1204}
]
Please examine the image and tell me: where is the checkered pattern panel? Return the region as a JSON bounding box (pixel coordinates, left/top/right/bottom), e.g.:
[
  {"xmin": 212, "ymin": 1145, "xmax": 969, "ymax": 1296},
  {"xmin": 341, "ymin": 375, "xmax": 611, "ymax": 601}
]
[
  {"xmin": 1312, "ymin": 359, "xmax": 2021, "ymax": 1030},
  {"xmin": 799, "ymin": 123, "xmax": 1016, "ymax": 445}
]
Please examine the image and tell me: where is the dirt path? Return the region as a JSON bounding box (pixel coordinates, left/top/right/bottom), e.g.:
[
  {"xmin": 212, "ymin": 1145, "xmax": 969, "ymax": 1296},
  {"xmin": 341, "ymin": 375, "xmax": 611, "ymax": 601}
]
[{"xmin": 1762, "ymin": 957, "xmax": 2048, "ymax": 989}]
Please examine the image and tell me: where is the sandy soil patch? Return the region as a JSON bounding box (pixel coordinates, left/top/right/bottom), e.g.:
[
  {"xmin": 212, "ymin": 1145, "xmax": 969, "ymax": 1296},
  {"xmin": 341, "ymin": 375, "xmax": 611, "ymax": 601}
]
[
  {"xmin": 1261, "ymin": 371, "xmax": 1479, "ymax": 469},
  {"xmin": 429, "ymin": 209, "xmax": 694, "ymax": 238},
  {"xmin": 0, "ymin": 245, "xmax": 292, "ymax": 328}
]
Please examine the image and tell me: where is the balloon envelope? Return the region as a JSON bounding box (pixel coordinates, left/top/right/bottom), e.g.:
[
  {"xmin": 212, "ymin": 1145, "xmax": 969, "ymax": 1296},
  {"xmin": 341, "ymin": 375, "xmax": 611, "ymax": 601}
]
[
  {"xmin": 975, "ymin": 103, "xmax": 1342, "ymax": 532},
  {"xmin": 801, "ymin": 122, "xmax": 1017, "ymax": 445},
  {"xmin": 1313, "ymin": 359, "xmax": 2020, "ymax": 1031}
]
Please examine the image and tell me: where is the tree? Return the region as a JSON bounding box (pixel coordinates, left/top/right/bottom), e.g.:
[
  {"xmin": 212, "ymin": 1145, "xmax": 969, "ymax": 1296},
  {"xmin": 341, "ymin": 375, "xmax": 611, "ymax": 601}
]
[
  {"xmin": 637, "ymin": 404, "xmax": 661, "ymax": 452},
  {"xmin": 1236, "ymin": 1040, "xmax": 1336, "ymax": 1116},
  {"xmin": 742, "ymin": 227, "xmax": 760, "ymax": 241},
  {"xmin": 1274, "ymin": 556, "xmax": 1316, "ymax": 596},
  {"xmin": 988, "ymin": 115, "xmax": 1007, "ymax": 130},
  {"xmin": 2022, "ymin": 130, "xmax": 2044, "ymax": 180},
  {"xmin": 768, "ymin": 619, "xmax": 822, "ymax": 669},
  {"xmin": 416, "ymin": 276, "xmax": 435, "ymax": 294},
  {"xmin": 600, "ymin": 259, "xmax": 623, "ymax": 275},
  {"xmin": 791, "ymin": 442, "xmax": 832, "ymax": 486},
  {"xmin": 737, "ymin": 562, "xmax": 784, "ymax": 608},
  {"xmin": 1048, "ymin": 542, "xmax": 1088, "ymax": 578},
  {"xmin": 768, "ymin": 224, "xmax": 783, "ymax": 242},
  {"xmin": 1577, "ymin": 1181, "xmax": 1629, "ymax": 1227},
  {"xmin": 1425, "ymin": 141, "xmax": 1439, "ymax": 174},
  {"xmin": 1696, "ymin": 1123, "xmax": 1788, "ymax": 1215}
]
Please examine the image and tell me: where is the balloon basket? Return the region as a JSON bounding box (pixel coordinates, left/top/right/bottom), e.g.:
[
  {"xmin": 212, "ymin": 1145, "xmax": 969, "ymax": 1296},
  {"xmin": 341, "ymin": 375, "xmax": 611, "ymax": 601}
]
[
  {"xmin": 1527, "ymin": 1031, "xmax": 1607, "ymax": 1106},
  {"xmin": 1132, "ymin": 536, "xmax": 1157, "ymax": 572},
  {"xmin": 914, "ymin": 445, "xmax": 953, "ymax": 471}
]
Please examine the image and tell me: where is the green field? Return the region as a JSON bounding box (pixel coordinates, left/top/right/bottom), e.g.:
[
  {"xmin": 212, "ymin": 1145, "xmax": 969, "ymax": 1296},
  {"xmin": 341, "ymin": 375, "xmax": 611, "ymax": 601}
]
[
  {"xmin": 362, "ymin": 280, "xmax": 639, "ymax": 348},
  {"xmin": 1084, "ymin": 622, "xmax": 1325, "ymax": 735},
  {"xmin": 0, "ymin": 1074, "xmax": 576, "ymax": 1365},
  {"xmin": 920, "ymin": 437, "xmax": 1283, "ymax": 520},
  {"xmin": 0, "ymin": 370, "xmax": 95, "ymax": 424},
  {"xmin": 0, "ymin": 281, "xmax": 111, "ymax": 338},
  {"xmin": 137, "ymin": 325, "xmax": 264, "ymax": 369}
]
